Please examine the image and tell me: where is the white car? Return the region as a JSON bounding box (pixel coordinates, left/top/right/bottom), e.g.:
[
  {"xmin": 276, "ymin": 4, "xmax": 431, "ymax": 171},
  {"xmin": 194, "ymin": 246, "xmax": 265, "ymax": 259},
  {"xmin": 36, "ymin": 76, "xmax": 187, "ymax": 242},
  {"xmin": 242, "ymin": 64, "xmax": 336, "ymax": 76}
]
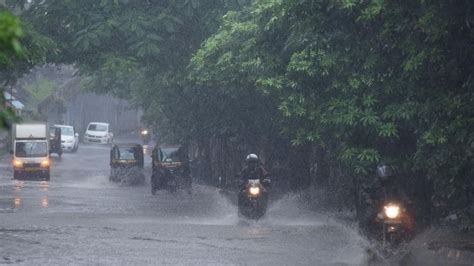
[
  {"xmin": 84, "ymin": 122, "xmax": 113, "ymax": 144},
  {"xmin": 54, "ymin": 124, "xmax": 79, "ymax": 152}
]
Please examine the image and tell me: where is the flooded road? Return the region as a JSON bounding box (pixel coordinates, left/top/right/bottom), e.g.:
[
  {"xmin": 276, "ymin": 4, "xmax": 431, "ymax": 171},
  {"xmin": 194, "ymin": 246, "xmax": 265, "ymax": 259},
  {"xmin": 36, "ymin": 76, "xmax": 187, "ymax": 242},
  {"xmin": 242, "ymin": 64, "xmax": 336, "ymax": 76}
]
[{"xmin": 0, "ymin": 143, "xmax": 369, "ymax": 265}]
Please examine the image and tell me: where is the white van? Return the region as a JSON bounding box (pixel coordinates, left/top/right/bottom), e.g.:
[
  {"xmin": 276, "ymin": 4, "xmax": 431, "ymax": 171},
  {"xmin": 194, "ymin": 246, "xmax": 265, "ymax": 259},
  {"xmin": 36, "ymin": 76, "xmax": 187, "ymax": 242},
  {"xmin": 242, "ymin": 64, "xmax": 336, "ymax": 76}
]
[
  {"xmin": 12, "ymin": 123, "xmax": 50, "ymax": 180},
  {"xmin": 83, "ymin": 122, "xmax": 113, "ymax": 144}
]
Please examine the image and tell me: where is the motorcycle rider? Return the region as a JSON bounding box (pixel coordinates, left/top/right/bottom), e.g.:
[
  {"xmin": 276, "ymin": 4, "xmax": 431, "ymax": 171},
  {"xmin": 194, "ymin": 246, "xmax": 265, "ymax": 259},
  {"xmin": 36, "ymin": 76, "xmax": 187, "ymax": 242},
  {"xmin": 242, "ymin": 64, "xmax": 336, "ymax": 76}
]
[
  {"xmin": 238, "ymin": 154, "xmax": 269, "ymax": 205},
  {"xmin": 140, "ymin": 128, "xmax": 151, "ymax": 144},
  {"xmin": 361, "ymin": 164, "xmax": 413, "ymax": 235},
  {"xmin": 239, "ymin": 154, "xmax": 269, "ymax": 182}
]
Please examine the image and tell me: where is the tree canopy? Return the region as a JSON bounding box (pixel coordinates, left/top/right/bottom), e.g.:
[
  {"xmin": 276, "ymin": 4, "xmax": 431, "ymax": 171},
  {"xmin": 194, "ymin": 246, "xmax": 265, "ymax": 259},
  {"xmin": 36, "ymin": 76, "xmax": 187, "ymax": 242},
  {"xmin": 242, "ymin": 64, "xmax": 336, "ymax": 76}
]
[{"xmin": 190, "ymin": 0, "xmax": 474, "ymax": 224}]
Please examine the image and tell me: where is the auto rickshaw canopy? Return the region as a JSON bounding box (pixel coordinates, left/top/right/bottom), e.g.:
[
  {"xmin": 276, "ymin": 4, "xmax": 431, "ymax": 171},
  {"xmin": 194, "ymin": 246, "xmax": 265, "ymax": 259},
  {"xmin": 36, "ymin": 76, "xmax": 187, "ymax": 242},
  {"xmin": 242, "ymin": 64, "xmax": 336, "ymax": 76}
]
[
  {"xmin": 110, "ymin": 143, "xmax": 144, "ymax": 168},
  {"xmin": 152, "ymin": 145, "xmax": 187, "ymax": 167}
]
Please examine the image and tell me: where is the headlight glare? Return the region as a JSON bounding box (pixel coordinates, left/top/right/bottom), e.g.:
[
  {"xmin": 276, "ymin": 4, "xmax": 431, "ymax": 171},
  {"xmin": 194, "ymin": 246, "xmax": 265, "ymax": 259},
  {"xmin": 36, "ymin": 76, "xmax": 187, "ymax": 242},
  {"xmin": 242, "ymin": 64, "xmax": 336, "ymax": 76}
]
[
  {"xmin": 384, "ymin": 205, "xmax": 400, "ymax": 219},
  {"xmin": 13, "ymin": 159, "xmax": 23, "ymax": 168},
  {"xmin": 249, "ymin": 186, "xmax": 260, "ymax": 196},
  {"xmin": 40, "ymin": 159, "xmax": 50, "ymax": 168}
]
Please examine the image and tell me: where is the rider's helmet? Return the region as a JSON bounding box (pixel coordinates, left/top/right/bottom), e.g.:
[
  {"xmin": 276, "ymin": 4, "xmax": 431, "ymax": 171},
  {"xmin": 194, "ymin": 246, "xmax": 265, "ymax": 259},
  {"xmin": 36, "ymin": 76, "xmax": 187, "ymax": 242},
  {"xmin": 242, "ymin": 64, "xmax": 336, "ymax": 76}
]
[
  {"xmin": 246, "ymin": 154, "xmax": 259, "ymax": 170},
  {"xmin": 376, "ymin": 164, "xmax": 394, "ymax": 182},
  {"xmin": 246, "ymin": 153, "xmax": 259, "ymax": 163}
]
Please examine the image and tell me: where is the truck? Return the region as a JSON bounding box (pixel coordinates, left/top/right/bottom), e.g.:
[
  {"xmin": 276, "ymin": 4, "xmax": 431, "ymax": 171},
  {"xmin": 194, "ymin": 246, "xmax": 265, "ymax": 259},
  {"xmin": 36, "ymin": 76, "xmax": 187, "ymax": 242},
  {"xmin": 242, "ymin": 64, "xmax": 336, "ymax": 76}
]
[{"xmin": 11, "ymin": 123, "xmax": 51, "ymax": 181}]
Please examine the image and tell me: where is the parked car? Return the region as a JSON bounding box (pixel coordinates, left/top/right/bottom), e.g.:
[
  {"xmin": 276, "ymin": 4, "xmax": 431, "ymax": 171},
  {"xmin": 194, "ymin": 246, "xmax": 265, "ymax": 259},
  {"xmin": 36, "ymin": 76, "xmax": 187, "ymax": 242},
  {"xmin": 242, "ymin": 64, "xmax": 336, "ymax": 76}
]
[
  {"xmin": 54, "ymin": 124, "xmax": 79, "ymax": 152},
  {"xmin": 83, "ymin": 122, "xmax": 113, "ymax": 144}
]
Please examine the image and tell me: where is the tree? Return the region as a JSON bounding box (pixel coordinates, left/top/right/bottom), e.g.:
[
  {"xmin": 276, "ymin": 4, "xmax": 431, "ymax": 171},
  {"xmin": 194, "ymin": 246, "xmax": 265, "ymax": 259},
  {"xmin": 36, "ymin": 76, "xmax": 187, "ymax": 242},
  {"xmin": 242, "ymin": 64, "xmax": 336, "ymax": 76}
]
[
  {"xmin": 191, "ymin": 0, "xmax": 474, "ymax": 225},
  {"xmin": 0, "ymin": 10, "xmax": 23, "ymax": 129}
]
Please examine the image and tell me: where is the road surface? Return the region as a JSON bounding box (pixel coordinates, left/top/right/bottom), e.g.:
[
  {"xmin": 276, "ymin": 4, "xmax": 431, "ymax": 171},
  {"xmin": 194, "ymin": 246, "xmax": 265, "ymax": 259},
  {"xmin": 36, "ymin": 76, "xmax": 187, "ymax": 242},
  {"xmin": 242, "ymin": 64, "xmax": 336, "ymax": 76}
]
[{"xmin": 0, "ymin": 143, "xmax": 370, "ymax": 265}]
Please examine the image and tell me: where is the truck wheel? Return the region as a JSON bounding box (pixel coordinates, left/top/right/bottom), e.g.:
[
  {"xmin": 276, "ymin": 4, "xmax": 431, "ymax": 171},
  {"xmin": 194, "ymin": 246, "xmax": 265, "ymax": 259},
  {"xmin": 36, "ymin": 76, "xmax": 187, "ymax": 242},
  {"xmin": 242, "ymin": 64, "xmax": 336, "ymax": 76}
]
[
  {"xmin": 44, "ymin": 172, "xmax": 50, "ymax": 181},
  {"xmin": 13, "ymin": 170, "xmax": 19, "ymax": 180}
]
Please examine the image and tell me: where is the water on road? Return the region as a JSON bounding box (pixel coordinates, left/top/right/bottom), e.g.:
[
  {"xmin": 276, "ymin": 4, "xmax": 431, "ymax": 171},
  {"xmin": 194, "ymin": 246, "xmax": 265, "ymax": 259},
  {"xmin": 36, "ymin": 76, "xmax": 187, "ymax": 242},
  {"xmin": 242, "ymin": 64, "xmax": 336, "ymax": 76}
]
[{"xmin": 0, "ymin": 143, "xmax": 369, "ymax": 265}]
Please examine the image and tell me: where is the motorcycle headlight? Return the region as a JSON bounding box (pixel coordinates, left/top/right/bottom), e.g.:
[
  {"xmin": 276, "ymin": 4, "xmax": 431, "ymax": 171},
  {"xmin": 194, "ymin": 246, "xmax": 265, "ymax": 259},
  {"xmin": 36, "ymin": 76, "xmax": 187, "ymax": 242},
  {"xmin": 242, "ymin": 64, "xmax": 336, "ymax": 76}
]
[
  {"xmin": 249, "ymin": 186, "xmax": 260, "ymax": 196},
  {"xmin": 384, "ymin": 204, "xmax": 400, "ymax": 219}
]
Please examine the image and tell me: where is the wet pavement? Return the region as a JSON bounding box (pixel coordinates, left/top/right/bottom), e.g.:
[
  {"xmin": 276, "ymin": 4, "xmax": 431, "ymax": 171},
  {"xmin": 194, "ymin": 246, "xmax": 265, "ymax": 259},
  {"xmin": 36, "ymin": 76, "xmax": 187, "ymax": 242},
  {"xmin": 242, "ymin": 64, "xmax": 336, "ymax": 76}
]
[{"xmin": 0, "ymin": 143, "xmax": 371, "ymax": 265}]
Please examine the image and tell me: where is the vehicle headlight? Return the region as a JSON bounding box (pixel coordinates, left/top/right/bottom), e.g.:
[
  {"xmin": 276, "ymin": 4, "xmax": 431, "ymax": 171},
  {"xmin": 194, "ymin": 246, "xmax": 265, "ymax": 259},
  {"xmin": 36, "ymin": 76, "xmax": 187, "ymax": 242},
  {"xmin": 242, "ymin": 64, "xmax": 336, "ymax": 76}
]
[
  {"xmin": 40, "ymin": 159, "xmax": 50, "ymax": 168},
  {"xmin": 384, "ymin": 204, "xmax": 400, "ymax": 219},
  {"xmin": 13, "ymin": 159, "xmax": 23, "ymax": 168},
  {"xmin": 141, "ymin": 130, "xmax": 148, "ymax": 135},
  {"xmin": 249, "ymin": 186, "xmax": 260, "ymax": 196}
]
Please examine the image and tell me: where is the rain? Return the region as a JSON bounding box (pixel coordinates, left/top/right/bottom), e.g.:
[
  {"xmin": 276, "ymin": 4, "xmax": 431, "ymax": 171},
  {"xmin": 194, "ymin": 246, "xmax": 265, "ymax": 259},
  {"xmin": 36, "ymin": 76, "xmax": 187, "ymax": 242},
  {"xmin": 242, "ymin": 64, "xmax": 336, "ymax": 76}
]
[{"xmin": 1, "ymin": 1, "xmax": 473, "ymax": 265}]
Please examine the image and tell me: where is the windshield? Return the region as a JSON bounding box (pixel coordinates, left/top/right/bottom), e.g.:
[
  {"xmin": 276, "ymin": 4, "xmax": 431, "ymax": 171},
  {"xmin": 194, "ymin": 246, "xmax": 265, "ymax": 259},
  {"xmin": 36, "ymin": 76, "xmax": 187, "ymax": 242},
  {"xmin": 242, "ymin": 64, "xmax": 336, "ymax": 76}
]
[
  {"xmin": 60, "ymin": 127, "xmax": 74, "ymax": 136},
  {"xmin": 158, "ymin": 147, "xmax": 180, "ymax": 162},
  {"xmin": 15, "ymin": 142, "xmax": 48, "ymax": 158},
  {"xmin": 117, "ymin": 147, "xmax": 139, "ymax": 160},
  {"xmin": 88, "ymin": 124, "xmax": 107, "ymax": 132}
]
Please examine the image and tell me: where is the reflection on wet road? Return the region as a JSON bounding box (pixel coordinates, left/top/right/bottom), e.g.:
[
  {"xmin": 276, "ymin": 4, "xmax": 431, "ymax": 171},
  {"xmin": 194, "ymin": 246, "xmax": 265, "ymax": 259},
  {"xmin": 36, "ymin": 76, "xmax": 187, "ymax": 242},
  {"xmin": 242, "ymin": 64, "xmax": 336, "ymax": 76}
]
[
  {"xmin": 0, "ymin": 143, "xmax": 369, "ymax": 265},
  {"xmin": 10, "ymin": 181, "xmax": 49, "ymax": 210}
]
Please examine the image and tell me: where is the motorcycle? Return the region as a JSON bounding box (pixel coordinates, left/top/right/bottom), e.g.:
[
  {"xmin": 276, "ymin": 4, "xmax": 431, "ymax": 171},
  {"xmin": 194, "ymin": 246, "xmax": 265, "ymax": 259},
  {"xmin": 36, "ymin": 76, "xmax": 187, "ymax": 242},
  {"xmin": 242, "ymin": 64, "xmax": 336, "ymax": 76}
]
[
  {"xmin": 376, "ymin": 201, "xmax": 413, "ymax": 247},
  {"xmin": 238, "ymin": 179, "xmax": 270, "ymax": 220},
  {"xmin": 140, "ymin": 129, "xmax": 151, "ymax": 145}
]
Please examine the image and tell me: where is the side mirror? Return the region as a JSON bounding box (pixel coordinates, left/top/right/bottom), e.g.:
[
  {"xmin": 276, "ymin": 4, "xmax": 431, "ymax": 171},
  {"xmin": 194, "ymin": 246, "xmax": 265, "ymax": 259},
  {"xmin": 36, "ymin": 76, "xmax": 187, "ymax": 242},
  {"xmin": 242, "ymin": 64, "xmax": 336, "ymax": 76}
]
[{"xmin": 9, "ymin": 150, "xmax": 13, "ymax": 155}]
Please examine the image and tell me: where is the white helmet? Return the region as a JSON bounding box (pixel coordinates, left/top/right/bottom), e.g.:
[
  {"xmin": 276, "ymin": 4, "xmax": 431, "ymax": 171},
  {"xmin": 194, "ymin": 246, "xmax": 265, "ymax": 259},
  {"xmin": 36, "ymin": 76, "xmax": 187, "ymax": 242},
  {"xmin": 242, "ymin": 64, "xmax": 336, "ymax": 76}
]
[{"xmin": 246, "ymin": 153, "xmax": 259, "ymax": 163}]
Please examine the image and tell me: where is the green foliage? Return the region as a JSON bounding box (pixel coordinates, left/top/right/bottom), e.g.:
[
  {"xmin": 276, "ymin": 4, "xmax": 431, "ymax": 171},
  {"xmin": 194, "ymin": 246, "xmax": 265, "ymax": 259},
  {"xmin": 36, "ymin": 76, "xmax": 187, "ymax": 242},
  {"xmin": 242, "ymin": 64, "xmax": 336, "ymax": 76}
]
[
  {"xmin": 0, "ymin": 10, "xmax": 23, "ymax": 66},
  {"xmin": 0, "ymin": 10, "xmax": 23, "ymax": 130},
  {"xmin": 24, "ymin": 78, "xmax": 56, "ymax": 109},
  {"xmin": 190, "ymin": 0, "xmax": 474, "ymax": 224},
  {"xmin": 22, "ymin": 0, "xmax": 253, "ymax": 141}
]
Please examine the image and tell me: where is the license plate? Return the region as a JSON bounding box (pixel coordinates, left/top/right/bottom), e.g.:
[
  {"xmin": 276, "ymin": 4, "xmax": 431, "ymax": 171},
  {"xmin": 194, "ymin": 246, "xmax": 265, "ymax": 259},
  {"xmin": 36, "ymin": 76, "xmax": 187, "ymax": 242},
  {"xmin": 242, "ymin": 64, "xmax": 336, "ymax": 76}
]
[
  {"xmin": 25, "ymin": 167, "xmax": 41, "ymax": 172},
  {"xmin": 385, "ymin": 220, "xmax": 402, "ymax": 225}
]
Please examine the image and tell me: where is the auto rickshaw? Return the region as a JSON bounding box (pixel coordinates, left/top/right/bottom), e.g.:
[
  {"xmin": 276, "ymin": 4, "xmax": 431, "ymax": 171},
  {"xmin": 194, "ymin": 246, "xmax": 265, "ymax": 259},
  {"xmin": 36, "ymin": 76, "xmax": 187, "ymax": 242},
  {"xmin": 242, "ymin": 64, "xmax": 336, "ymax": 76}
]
[
  {"xmin": 49, "ymin": 126, "xmax": 62, "ymax": 157},
  {"xmin": 151, "ymin": 145, "xmax": 191, "ymax": 194},
  {"xmin": 110, "ymin": 143, "xmax": 145, "ymax": 185}
]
